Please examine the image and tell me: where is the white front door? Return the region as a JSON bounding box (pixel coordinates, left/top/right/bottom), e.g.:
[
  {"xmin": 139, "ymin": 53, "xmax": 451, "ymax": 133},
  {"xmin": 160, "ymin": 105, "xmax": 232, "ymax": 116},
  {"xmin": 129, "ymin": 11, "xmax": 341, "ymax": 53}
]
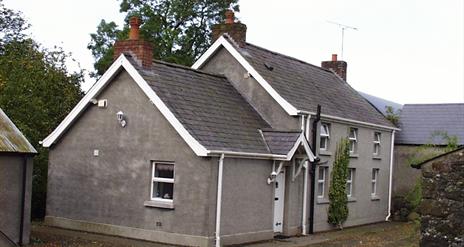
[{"xmin": 273, "ymin": 170, "xmax": 285, "ymax": 233}]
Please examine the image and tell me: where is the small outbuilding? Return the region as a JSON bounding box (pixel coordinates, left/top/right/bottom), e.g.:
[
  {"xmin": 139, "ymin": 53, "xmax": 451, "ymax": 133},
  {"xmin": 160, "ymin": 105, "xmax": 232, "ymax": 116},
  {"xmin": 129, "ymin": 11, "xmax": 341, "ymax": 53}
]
[{"xmin": 0, "ymin": 108, "xmax": 36, "ymax": 246}]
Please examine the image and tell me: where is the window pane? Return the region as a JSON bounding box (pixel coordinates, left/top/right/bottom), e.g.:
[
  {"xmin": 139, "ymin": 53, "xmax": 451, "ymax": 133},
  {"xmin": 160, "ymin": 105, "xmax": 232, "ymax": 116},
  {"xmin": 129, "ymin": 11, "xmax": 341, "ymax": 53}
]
[
  {"xmin": 372, "ymin": 169, "xmax": 376, "ymax": 180},
  {"xmin": 321, "ymin": 124, "xmax": 329, "ymax": 136},
  {"xmin": 350, "ymin": 141, "xmax": 355, "ymax": 152},
  {"xmin": 318, "ymin": 167, "xmax": 324, "ymax": 180},
  {"xmin": 347, "ymin": 169, "xmax": 352, "ymax": 180},
  {"xmin": 153, "ymin": 182, "xmax": 174, "ymax": 199},
  {"xmin": 155, "ymin": 163, "xmax": 174, "ymax": 178},
  {"xmin": 320, "ymin": 137, "xmax": 327, "ymax": 149},
  {"xmin": 371, "ymin": 181, "xmax": 375, "ymax": 194},
  {"xmin": 349, "ymin": 129, "xmax": 356, "ymax": 139},
  {"xmin": 346, "ymin": 183, "xmax": 351, "ymax": 196},
  {"xmin": 375, "ymin": 133, "xmax": 381, "ymax": 142},
  {"xmin": 318, "ymin": 182, "xmax": 324, "ymax": 196}
]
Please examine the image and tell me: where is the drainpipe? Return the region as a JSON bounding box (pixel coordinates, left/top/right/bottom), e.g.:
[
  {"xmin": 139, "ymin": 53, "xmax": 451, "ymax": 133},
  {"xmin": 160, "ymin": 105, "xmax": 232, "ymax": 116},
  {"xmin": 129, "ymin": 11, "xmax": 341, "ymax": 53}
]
[
  {"xmin": 215, "ymin": 154, "xmax": 225, "ymax": 247},
  {"xmin": 301, "ymin": 115, "xmax": 311, "ymax": 235},
  {"xmin": 309, "ymin": 105, "xmax": 321, "ymax": 234},
  {"xmin": 19, "ymin": 156, "xmax": 27, "ymax": 246},
  {"xmin": 385, "ymin": 130, "xmax": 395, "ymax": 221}
]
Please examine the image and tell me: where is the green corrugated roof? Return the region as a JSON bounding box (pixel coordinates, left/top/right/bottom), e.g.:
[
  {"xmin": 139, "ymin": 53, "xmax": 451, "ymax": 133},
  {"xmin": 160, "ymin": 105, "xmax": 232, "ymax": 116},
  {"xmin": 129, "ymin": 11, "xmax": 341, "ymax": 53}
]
[{"xmin": 0, "ymin": 108, "xmax": 37, "ymax": 154}]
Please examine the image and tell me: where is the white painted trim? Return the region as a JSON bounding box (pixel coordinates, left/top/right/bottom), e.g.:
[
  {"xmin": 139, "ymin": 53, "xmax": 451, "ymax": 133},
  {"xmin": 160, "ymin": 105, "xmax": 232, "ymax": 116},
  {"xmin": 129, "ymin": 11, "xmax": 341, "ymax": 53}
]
[
  {"xmin": 298, "ymin": 110, "xmax": 400, "ymax": 131},
  {"xmin": 193, "ymin": 36, "xmax": 299, "ymax": 116},
  {"xmin": 386, "ymin": 130, "xmax": 395, "ymax": 221},
  {"xmin": 285, "ymin": 133, "xmax": 316, "ymax": 162},
  {"xmin": 41, "ymin": 55, "xmax": 209, "ymax": 156},
  {"xmin": 208, "ymin": 150, "xmax": 288, "ymax": 160}
]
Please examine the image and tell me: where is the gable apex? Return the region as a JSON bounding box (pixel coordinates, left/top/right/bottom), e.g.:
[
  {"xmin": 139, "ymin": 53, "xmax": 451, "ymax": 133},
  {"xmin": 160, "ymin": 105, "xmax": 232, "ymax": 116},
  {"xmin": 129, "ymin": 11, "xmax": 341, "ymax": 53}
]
[{"xmin": 41, "ymin": 54, "xmax": 209, "ymax": 156}]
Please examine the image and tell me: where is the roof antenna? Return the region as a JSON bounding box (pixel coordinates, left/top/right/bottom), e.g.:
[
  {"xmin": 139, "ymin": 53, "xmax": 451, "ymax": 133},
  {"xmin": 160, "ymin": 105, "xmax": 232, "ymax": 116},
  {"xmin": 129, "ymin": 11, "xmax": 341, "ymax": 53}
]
[{"xmin": 327, "ymin": 21, "xmax": 358, "ymax": 59}]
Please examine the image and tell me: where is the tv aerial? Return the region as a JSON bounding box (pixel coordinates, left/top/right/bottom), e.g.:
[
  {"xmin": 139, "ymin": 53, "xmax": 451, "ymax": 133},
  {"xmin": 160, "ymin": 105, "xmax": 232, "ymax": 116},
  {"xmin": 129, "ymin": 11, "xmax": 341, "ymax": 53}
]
[{"xmin": 327, "ymin": 21, "xmax": 358, "ymax": 59}]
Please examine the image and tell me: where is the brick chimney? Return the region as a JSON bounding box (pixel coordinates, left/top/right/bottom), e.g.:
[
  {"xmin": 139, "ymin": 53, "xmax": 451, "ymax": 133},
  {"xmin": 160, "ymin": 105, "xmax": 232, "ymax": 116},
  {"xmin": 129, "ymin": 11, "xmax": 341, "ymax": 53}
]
[
  {"xmin": 211, "ymin": 9, "xmax": 247, "ymax": 47},
  {"xmin": 113, "ymin": 16, "xmax": 153, "ymax": 68},
  {"xmin": 321, "ymin": 54, "xmax": 348, "ymax": 81}
]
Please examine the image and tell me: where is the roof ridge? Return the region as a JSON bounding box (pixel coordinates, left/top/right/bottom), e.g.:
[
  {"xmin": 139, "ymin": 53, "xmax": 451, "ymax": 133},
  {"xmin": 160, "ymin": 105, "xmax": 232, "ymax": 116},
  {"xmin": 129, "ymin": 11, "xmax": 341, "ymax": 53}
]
[
  {"xmin": 244, "ymin": 42, "xmax": 333, "ymax": 73},
  {"xmin": 152, "ymin": 59, "xmax": 227, "ymax": 78},
  {"xmin": 123, "ymin": 53, "xmax": 226, "ymax": 79}
]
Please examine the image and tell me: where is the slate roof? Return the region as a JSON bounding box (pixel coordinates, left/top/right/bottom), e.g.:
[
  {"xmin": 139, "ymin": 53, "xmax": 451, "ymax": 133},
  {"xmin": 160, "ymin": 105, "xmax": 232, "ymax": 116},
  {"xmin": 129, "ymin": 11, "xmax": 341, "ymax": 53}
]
[
  {"xmin": 0, "ymin": 108, "xmax": 37, "ymax": 154},
  {"xmin": 261, "ymin": 130, "xmax": 301, "ymax": 155},
  {"xmin": 231, "ymin": 39, "xmax": 394, "ymax": 128},
  {"xmin": 359, "ymin": 92, "xmax": 403, "ymax": 116},
  {"xmin": 396, "ymin": 104, "xmax": 464, "ymax": 145},
  {"xmin": 130, "ymin": 57, "xmax": 275, "ymax": 154}
]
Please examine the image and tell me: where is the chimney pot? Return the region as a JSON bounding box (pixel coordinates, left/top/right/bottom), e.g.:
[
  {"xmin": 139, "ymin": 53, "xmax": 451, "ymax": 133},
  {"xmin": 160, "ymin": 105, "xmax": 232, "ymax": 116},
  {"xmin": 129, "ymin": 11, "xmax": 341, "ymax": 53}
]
[
  {"xmin": 225, "ymin": 10, "xmax": 235, "ymax": 24},
  {"xmin": 332, "ymin": 54, "xmax": 337, "ymax": 61},
  {"xmin": 129, "ymin": 16, "xmax": 141, "ymax": 40}
]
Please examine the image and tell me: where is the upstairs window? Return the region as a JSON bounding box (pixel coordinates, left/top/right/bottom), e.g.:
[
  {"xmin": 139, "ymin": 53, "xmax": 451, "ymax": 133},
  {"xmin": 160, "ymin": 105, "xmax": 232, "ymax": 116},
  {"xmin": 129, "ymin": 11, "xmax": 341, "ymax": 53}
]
[
  {"xmin": 373, "ymin": 132, "xmax": 381, "ymax": 156},
  {"xmin": 320, "ymin": 124, "xmax": 330, "ymax": 151},
  {"xmin": 346, "ymin": 168, "xmax": 355, "ymax": 197},
  {"xmin": 151, "ymin": 162, "xmax": 174, "ymax": 201},
  {"xmin": 317, "ymin": 166, "xmax": 328, "ymax": 199},
  {"xmin": 348, "ymin": 128, "xmax": 358, "ymax": 154},
  {"xmin": 371, "ymin": 168, "xmax": 379, "ymax": 197}
]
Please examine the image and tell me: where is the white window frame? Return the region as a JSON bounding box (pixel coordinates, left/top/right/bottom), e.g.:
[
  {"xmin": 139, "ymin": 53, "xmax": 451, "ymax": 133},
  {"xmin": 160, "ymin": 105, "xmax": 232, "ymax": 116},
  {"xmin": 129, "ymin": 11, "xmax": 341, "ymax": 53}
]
[
  {"xmin": 371, "ymin": 168, "xmax": 379, "ymax": 197},
  {"xmin": 373, "ymin": 132, "xmax": 381, "ymax": 156},
  {"xmin": 320, "ymin": 123, "xmax": 330, "ymax": 151},
  {"xmin": 317, "ymin": 166, "xmax": 328, "ymax": 199},
  {"xmin": 150, "ymin": 162, "xmax": 175, "ymax": 202},
  {"xmin": 348, "ymin": 128, "xmax": 358, "ymax": 153},
  {"xmin": 346, "ymin": 168, "xmax": 355, "ymax": 197}
]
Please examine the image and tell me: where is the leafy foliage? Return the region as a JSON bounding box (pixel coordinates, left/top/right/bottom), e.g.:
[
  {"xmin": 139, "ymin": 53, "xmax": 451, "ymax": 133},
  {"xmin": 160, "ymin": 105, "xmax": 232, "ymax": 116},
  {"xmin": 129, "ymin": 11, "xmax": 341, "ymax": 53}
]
[
  {"xmin": 328, "ymin": 138, "xmax": 350, "ymax": 229},
  {"xmin": 385, "ymin": 105, "xmax": 401, "ymax": 127},
  {"xmin": 407, "ymin": 131, "xmax": 460, "ymax": 166},
  {"xmin": 88, "ymin": 0, "xmax": 239, "ymax": 77},
  {"xmin": 405, "ymin": 178, "xmax": 422, "ymax": 212},
  {"xmin": 0, "ymin": 1, "xmax": 83, "ymax": 218}
]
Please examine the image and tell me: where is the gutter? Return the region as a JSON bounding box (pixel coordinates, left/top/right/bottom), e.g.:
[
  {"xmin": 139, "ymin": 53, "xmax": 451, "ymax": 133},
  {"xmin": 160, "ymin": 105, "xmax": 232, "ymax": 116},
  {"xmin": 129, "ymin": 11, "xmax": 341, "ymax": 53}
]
[
  {"xmin": 297, "ymin": 110, "xmax": 400, "ymax": 131},
  {"xmin": 215, "ymin": 154, "xmax": 225, "ymax": 247},
  {"xmin": 385, "ymin": 130, "xmax": 396, "ymax": 221},
  {"xmin": 208, "ymin": 150, "xmax": 288, "ymax": 160}
]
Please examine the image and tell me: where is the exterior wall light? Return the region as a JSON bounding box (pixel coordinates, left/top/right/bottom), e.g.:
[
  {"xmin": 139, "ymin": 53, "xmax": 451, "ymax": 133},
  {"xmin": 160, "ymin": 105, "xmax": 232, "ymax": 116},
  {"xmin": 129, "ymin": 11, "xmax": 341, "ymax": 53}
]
[{"xmin": 116, "ymin": 111, "xmax": 127, "ymax": 127}]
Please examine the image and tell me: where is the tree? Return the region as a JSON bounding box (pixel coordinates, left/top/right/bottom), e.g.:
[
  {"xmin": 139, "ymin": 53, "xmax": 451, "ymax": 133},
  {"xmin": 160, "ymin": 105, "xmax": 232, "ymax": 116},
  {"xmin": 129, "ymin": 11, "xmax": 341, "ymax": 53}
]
[
  {"xmin": 328, "ymin": 138, "xmax": 350, "ymax": 229},
  {"xmin": 385, "ymin": 106, "xmax": 401, "ymax": 127},
  {"xmin": 88, "ymin": 0, "xmax": 239, "ymax": 77},
  {"xmin": 0, "ymin": 1, "xmax": 83, "ymax": 218}
]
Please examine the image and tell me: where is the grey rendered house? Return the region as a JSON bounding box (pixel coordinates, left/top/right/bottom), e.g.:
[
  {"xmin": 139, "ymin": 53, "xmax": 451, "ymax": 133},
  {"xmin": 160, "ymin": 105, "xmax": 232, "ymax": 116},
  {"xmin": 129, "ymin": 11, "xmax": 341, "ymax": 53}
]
[
  {"xmin": 41, "ymin": 12, "xmax": 397, "ymax": 247},
  {"xmin": 0, "ymin": 108, "xmax": 36, "ymax": 246}
]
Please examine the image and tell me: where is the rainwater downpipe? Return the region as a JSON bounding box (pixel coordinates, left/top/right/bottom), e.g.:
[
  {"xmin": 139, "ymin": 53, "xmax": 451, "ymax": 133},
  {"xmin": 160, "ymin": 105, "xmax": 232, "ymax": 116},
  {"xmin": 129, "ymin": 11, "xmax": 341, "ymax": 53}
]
[
  {"xmin": 215, "ymin": 153, "xmax": 225, "ymax": 247},
  {"xmin": 385, "ymin": 130, "xmax": 395, "ymax": 221},
  {"xmin": 309, "ymin": 105, "xmax": 321, "ymax": 234},
  {"xmin": 301, "ymin": 115, "xmax": 311, "ymax": 235}
]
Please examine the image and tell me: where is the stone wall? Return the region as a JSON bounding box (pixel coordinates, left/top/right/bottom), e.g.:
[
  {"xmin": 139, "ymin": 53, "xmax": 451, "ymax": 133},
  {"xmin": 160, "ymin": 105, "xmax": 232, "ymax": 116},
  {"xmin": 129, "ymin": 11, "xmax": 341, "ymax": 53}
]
[{"xmin": 418, "ymin": 148, "xmax": 464, "ymax": 247}]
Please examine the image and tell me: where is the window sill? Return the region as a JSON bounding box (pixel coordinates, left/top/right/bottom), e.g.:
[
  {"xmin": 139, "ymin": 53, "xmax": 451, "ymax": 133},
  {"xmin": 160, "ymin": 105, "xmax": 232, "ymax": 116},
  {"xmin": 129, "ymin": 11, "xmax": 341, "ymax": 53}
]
[
  {"xmin": 372, "ymin": 156, "xmax": 382, "ymax": 160},
  {"xmin": 319, "ymin": 150, "xmax": 332, "ymax": 156},
  {"xmin": 349, "ymin": 154, "xmax": 359, "ymax": 158},
  {"xmin": 347, "ymin": 197, "xmax": 357, "ymax": 202},
  {"xmin": 371, "ymin": 196, "xmax": 381, "ymax": 201},
  {"xmin": 144, "ymin": 200, "xmax": 174, "ymax": 209},
  {"xmin": 316, "ymin": 198, "xmax": 330, "ymax": 204}
]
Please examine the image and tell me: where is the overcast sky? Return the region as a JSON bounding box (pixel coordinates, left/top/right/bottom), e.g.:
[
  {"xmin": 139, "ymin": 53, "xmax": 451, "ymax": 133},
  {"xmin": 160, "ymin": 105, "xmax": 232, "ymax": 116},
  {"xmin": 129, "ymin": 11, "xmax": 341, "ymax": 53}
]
[{"xmin": 4, "ymin": 0, "xmax": 464, "ymax": 104}]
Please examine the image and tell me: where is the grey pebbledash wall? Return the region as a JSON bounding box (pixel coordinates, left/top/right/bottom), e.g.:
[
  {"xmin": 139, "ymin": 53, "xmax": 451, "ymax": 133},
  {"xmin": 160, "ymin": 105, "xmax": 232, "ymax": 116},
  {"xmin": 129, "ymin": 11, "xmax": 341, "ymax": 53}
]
[{"xmin": 417, "ymin": 148, "xmax": 464, "ymax": 247}]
